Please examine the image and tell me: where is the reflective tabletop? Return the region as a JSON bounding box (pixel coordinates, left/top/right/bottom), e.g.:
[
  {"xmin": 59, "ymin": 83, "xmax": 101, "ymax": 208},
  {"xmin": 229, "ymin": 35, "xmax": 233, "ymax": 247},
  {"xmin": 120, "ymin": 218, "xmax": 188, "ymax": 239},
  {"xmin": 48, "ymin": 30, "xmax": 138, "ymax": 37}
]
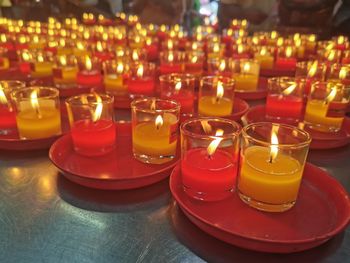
[{"xmin": 0, "ymin": 106, "xmax": 349, "ymax": 263}]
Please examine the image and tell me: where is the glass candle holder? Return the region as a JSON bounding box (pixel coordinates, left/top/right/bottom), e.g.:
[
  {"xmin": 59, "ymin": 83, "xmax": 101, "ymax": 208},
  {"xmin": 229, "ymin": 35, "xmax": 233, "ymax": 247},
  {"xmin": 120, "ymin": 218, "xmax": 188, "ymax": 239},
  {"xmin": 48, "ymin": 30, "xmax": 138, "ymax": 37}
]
[
  {"xmin": 332, "ymin": 35, "xmax": 349, "ymax": 51},
  {"xmin": 232, "ymin": 59, "xmax": 260, "ymax": 92},
  {"xmin": 131, "ymin": 98, "xmax": 180, "ymax": 164},
  {"xmin": 295, "ymin": 61, "xmax": 327, "ymax": 93},
  {"xmin": 128, "ymin": 62, "xmax": 156, "ymax": 96},
  {"xmin": 231, "ymin": 44, "xmax": 250, "ymax": 59},
  {"xmin": 304, "ymin": 81, "xmax": 349, "ymax": 132},
  {"xmin": 159, "ymin": 51, "xmax": 185, "ymax": 75},
  {"xmin": 73, "ymin": 41, "xmax": 91, "ymax": 58},
  {"xmin": 180, "ymin": 117, "xmax": 240, "ymax": 201},
  {"xmin": 253, "ymin": 46, "xmax": 274, "ymax": 70},
  {"xmin": 184, "ymin": 51, "xmax": 204, "ymax": 77},
  {"xmin": 52, "ymin": 55, "xmax": 78, "ymax": 87},
  {"xmin": 103, "ymin": 59, "xmax": 130, "ymax": 96},
  {"xmin": 328, "ymin": 64, "xmax": 350, "ymax": 85},
  {"xmin": 29, "ymin": 51, "xmax": 53, "ymax": 78},
  {"xmin": 11, "ymin": 87, "xmax": 61, "ymax": 139},
  {"xmin": 145, "ymin": 36, "xmax": 159, "ymax": 61},
  {"xmin": 0, "ymin": 81, "xmax": 26, "ymax": 134},
  {"xmin": 342, "ymin": 50, "xmax": 350, "ymax": 64},
  {"xmin": 275, "ymin": 46, "xmax": 297, "ymax": 71},
  {"xmin": 161, "ymin": 38, "xmax": 179, "ymax": 51},
  {"xmin": 159, "ymin": 73, "xmax": 195, "ymax": 114},
  {"xmin": 0, "ymin": 47, "xmax": 10, "ymax": 70},
  {"xmin": 185, "ymin": 41, "xmax": 205, "ymax": 52},
  {"xmin": 238, "ymin": 122, "xmax": 311, "ymax": 212},
  {"xmin": 76, "ymin": 56, "xmax": 103, "ymax": 87},
  {"xmin": 66, "ymin": 93, "xmax": 116, "ymax": 156},
  {"xmin": 92, "ymin": 41, "xmax": 115, "ymax": 62},
  {"xmin": 317, "ymin": 49, "xmax": 342, "ymax": 64},
  {"xmin": 207, "ymin": 57, "xmax": 234, "ymax": 78},
  {"xmin": 206, "ymin": 42, "xmax": 225, "ymax": 59},
  {"xmin": 198, "ymin": 76, "xmax": 235, "ymax": 117},
  {"xmin": 266, "ymin": 77, "xmax": 304, "ymax": 122}
]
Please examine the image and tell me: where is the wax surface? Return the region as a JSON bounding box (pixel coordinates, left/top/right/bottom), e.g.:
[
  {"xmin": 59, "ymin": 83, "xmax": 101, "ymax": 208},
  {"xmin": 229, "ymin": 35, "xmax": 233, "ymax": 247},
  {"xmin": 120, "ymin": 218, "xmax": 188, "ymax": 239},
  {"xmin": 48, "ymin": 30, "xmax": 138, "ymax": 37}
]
[
  {"xmin": 234, "ymin": 74, "xmax": 258, "ymax": 91},
  {"xmin": 198, "ymin": 96, "xmax": 233, "ymax": 117},
  {"xmin": 238, "ymin": 146, "xmax": 302, "ymax": 204},
  {"xmin": 304, "ymin": 100, "xmax": 344, "ymax": 131},
  {"xmin": 16, "ymin": 107, "xmax": 61, "ymax": 139},
  {"xmin": 132, "ymin": 121, "xmax": 177, "ymax": 156},
  {"xmin": 71, "ymin": 119, "xmax": 116, "ymax": 156},
  {"xmin": 255, "ymin": 54, "xmax": 274, "ymax": 70},
  {"xmin": 181, "ymin": 148, "xmax": 236, "ymax": 192},
  {"xmin": 266, "ymin": 94, "xmax": 303, "ymax": 120}
]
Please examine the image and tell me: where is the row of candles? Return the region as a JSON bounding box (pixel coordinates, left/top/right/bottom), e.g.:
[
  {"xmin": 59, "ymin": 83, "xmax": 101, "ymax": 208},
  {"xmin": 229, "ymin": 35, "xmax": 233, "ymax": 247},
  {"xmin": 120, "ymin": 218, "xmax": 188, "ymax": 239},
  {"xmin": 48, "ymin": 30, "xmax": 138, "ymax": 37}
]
[{"xmin": 0, "ymin": 82, "xmax": 312, "ymax": 213}]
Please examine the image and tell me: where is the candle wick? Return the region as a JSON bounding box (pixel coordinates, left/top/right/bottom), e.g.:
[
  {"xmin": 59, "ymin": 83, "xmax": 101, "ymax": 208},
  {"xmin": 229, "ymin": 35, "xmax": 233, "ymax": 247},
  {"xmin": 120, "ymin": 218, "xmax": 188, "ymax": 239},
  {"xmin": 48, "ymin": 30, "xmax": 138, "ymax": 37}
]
[
  {"xmin": 36, "ymin": 107, "xmax": 42, "ymax": 119},
  {"xmin": 269, "ymin": 155, "xmax": 273, "ymax": 164}
]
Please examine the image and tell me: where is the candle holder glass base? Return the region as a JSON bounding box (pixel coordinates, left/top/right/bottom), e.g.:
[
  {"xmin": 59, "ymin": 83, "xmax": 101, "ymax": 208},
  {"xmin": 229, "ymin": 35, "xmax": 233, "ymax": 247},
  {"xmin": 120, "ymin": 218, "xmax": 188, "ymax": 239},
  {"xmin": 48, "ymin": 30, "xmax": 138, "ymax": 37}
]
[
  {"xmin": 304, "ymin": 122, "xmax": 342, "ymax": 133},
  {"xmin": 183, "ymin": 185, "xmax": 233, "ymax": 201},
  {"xmin": 238, "ymin": 191, "xmax": 295, "ymax": 212},
  {"xmin": 133, "ymin": 152, "xmax": 176, "ymax": 165}
]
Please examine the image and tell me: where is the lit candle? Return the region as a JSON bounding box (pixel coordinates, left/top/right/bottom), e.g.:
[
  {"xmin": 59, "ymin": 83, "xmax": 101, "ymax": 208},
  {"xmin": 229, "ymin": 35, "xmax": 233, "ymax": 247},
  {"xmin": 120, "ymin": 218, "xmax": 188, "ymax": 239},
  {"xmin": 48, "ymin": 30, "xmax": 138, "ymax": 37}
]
[
  {"xmin": 53, "ymin": 55, "xmax": 78, "ymax": 86},
  {"xmin": 13, "ymin": 87, "xmax": 61, "ymax": 139},
  {"xmin": 198, "ymin": 76, "xmax": 234, "ymax": 117},
  {"xmin": 184, "ymin": 52, "xmax": 204, "ymax": 77},
  {"xmin": 145, "ymin": 37, "xmax": 159, "ymax": 61},
  {"xmin": 103, "ymin": 60, "xmax": 129, "ymax": 95},
  {"xmin": 30, "ymin": 52, "xmax": 53, "ymax": 78},
  {"xmin": 94, "ymin": 41, "xmax": 114, "ymax": 62},
  {"xmin": 66, "ymin": 93, "xmax": 116, "ymax": 156},
  {"xmin": 77, "ymin": 56, "xmax": 103, "ymax": 87},
  {"xmin": 233, "ymin": 60, "xmax": 259, "ymax": 91},
  {"xmin": 238, "ymin": 123, "xmax": 311, "ymax": 212},
  {"xmin": 159, "ymin": 51, "xmax": 184, "ymax": 75},
  {"xmin": 128, "ymin": 63, "xmax": 155, "ymax": 96},
  {"xmin": 275, "ymin": 46, "xmax": 297, "ymax": 71},
  {"xmin": 131, "ymin": 98, "xmax": 180, "ymax": 164},
  {"xmin": 18, "ymin": 50, "xmax": 32, "ymax": 75},
  {"xmin": 232, "ymin": 44, "xmax": 250, "ymax": 59},
  {"xmin": 254, "ymin": 46, "xmax": 274, "ymax": 70},
  {"xmin": 180, "ymin": 118, "xmax": 240, "ymax": 201},
  {"xmin": 0, "ymin": 83, "xmax": 17, "ymax": 131}
]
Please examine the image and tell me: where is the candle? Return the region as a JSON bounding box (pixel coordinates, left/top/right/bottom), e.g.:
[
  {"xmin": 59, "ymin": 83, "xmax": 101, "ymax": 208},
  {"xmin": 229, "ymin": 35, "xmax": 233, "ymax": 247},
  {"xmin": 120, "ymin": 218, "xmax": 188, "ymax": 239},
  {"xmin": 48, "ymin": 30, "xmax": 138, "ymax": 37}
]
[
  {"xmin": 77, "ymin": 56, "xmax": 103, "ymax": 87},
  {"xmin": 198, "ymin": 78, "xmax": 234, "ymax": 116},
  {"xmin": 159, "ymin": 51, "xmax": 184, "ymax": 75},
  {"xmin": 232, "ymin": 44, "xmax": 250, "ymax": 59},
  {"xmin": 254, "ymin": 47, "xmax": 274, "ymax": 70},
  {"xmin": 53, "ymin": 55, "xmax": 78, "ymax": 86},
  {"xmin": 275, "ymin": 46, "xmax": 297, "ymax": 71},
  {"xmin": 295, "ymin": 61, "xmax": 326, "ymax": 95},
  {"xmin": 12, "ymin": 87, "xmax": 61, "ymax": 139},
  {"xmin": 103, "ymin": 60, "xmax": 129, "ymax": 95},
  {"xmin": 180, "ymin": 118, "xmax": 240, "ymax": 201},
  {"xmin": 66, "ymin": 93, "xmax": 116, "ymax": 156},
  {"xmin": 131, "ymin": 98, "xmax": 180, "ymax": 164},
  {"xmin": 184, "ymin": 52, "xmax": 204, "ymax": 77},
  {"xmin": 159, "ymin": 73, "xmax": 195, "ymax": 114},
  {"xmin": 94, "ymin": 41, "xmax": 114, "ymax": 62},
  {"xmin": 233, "ymin": 60, "xmax": 259, "ymax": 91},
  {"xmin": 30, "ymin": 52, "xmax": 53, "ymax": 78},
  {"xmin": 238, "ymin": 123, "xmax": 311, "ymax": 212},
  {"xmin": 18, "ymin": 50, "xmax": 32, "ymax": 75},
  {"xmin": 128, "ymin": 63, "xmax": 155, "ymax": 96},
  {"xmin": 145, "ymin": 37, "xmax": 159, "ymax": 61},
  {"xmin": 0, "ymin": 55, "xmax": 10, "ymax": 70}
]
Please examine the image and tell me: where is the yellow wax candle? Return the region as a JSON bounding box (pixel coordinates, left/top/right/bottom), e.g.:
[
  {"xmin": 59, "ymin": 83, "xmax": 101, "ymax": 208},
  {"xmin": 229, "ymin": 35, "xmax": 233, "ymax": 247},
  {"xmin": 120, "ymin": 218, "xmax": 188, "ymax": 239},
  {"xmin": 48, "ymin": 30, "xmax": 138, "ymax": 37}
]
[
  {"xmin": 73, "ymin": 49, "xmax": 90, "ymax": 58},
  {"xmin": 53, "ymin": 67, "xmax": 78, "ymax": 85},
  {"xmin": 132, "ymin": 114, "xmax": 177, "ymax": 156},
  {"xmin": 238, "ymin": 146, "xmax": 302, "ymax": 205},
  {"xmin": 16, "ymin": 107, "xmax": 61, "ymax": 139},
  {"xmin": 198, "ymin": 96, "xmax": 233, "ymax": 116},
  {"xmin": 304, "ymin": 100, "xmax": 343, "ymax": 132},
  {"xmin": 31, "ymin": 62, "xmax": 53, "ymax": 78},
  {"xmin": 234, "ymin": 74, "xmax": 258, "ymax": 91},
  {"xmin": 104, "ymin": 74, "xmax": 126, "ymax": 93},
  {"xmin": 254, "ymin": 54, "xmax": 274, "ymax": 70},
  {"xmin": 0, "ymin": 57, "xmax": 10, "ymax": 70},
  {"xmin": 57, "ymin": 47, "xmax": 73, "ymax": 56},
  {"xmin": 29, "ymin": 42, "xmax": 45, "ymax": 50}
]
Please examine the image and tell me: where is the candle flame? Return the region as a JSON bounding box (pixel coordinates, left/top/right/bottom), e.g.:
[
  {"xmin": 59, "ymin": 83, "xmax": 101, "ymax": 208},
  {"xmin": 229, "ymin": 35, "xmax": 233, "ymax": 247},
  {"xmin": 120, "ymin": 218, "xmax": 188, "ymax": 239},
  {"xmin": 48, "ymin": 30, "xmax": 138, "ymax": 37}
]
[
  {"xmin": 37, "ymin": 54, "xmax": 44, "ymax": 63},
  {"xmin": 308, "ymin": 35, "xmax": 316, "ymax": 42},
  {"xmin": 219, "ymin": 60, "xmax": 226, "ymax": 72},
  {"xmin": 167, "ymin": 40, "xmax": 173, "ymax": 49},
  {"xmin": 85, "ymin": 56, "xmax": 92, "ymax": 71},
  {"xmin": 338, "ymin": 36, "xmax": 345, "ymax": 45},
  {"xmin": 59, "ymin": 56, "xmax": 67, "ymax": 66},
  {"xmin": 227, "ymin": 29, "xmax": 233, "ymax": 36},
  {"xmin": 237, "ymin": 44, "xmax": 244, "ymax": 54},
  {"xmin": 277, "ymin": 37, "xmax": 284, "ymax": 47},
  {"xmin": 96, "ymin": 41, "xmax": 103, "ymax": 52},
  {"xmin": 260, "ymin": 47, "xmax": 267, "ymax": 56},
  {"xmin": 213, "ymin": 44, "xmax": 220, "ymax": 53},
  {"xmin": 308, "ymin": 61, "xmax": 318, "ymax": 78},
  {"xmin": 155, "ymin": 115, "xmax": 163, "ymax": 130},
  {"xmin": 282, "ymin": 83, "xmax": 297, "ymax": 96},
  {"xmin": 243, "ymin": 62, "xmax": 250, "ymax": 73},
  {"xmin": 295, "ymin": 38, "xmax": 301, "ymax": 47},
  {"xmin": 117, "ymin": 62, "xmax": 124, "ymax": 74},
  {"xmin": 207, "ymin": 129, "xmax": 224, "ymax": 157},
  {"xmin": 0, "ymin": 85, "xmax": 8, "ymax": 105},
  {"xmin": 327, "ymin": 50, "xmax": 335, "ymax": 61},
  {"xmin": 191, "ymin": 56, "xmax": 198, "ymax": 63},
  {"xmin": 232, "ymin": 19, "xmax": 238, "ymax": 26},
  {"xmin": 168, "ymin": 52, "xmax": 174, "ymax": 62},
  {"xmin": 22, "ymin": 51, "xmax": 30, "ymax": 61},
  {"xmin": 326, "ymin": 43, "xmax": 334, "ymax": 50},
  {"xmin": 160, "ymin": 24, "xmax": 166, "ymax": 32},
  {"xmin": 1, "ymin": 34, "xmax": 6, "ymax": 42},
  {"xmin": 216, "ymin": 81, "xmax": 224, "ymax": 101},
  {"xmin": 325, "ymin": 87, "xmax": 337, "ymax": 104},
  {"xmin": 242, "ymin": 19, "xmax": 247, "ymax": 26},
  {"xmin": 30, "ymin": 89, "xmax": 42, "ymax": 118},
  {"xmin": 175, "ymin": 81, "xmax": 181, "ymax": 92},
  {"xmin": 238, "ymin": 29, "xmax": 244, "ymax": 37},
  {"xmin": 286, "ymin": 47, "xmax": 292, "ymax": 58},
  {"xmin": 146, "ymin": 38, "xmax": 152, "ymax": 46},
  {"xmin": 269, "ymin": 125, "xmax": 279, "ymax": 163},
  {"xmin": 271, "ymin": 31, "xmax": 277, "ymax": 39},
  {"xmin": 201, "ymin": 120, "xmax": 212, "ymax": 134},
  {"xmin": 192, "ymin": 42, "xmax": 198, "ymax": 50},
  {"xmin": 92, "ymin": 93, "xmax": 103, "ymax": 122},
  {"xmin": 137, "ymin": 64, "xmax": 144, "ymax": 77},
  {"xmin": 132, "ymin": 50, "xmax": 139, "ymax": 61},
  {"xmin": 77, "ymin": 42, "xmax": 84, "ymax": 50},
  {"xmin": 339, "ymin": 67, "xmax": 347, "ymax": 80}
]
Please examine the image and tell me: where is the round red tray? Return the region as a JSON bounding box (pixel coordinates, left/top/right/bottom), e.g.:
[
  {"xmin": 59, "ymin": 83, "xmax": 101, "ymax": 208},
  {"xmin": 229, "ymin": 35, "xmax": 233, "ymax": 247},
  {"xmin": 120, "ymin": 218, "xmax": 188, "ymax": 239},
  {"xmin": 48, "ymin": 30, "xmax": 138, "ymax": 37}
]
[
  {"xmin": 260, "ymin": 68, "xmax": 295, "ymax": 78},
  {"xmin": 49, "ymin": 122, "xmax": 180, "ymax": 190},
  {"xmin": 235, "ymin": 77, "xmax": 267, "ymax": 100},
  {"xmin": 243, "ymin": 105, "xmax": 350, "ymax": 149},
  {"xmin": 114, "ymin": 95, "xmax": 133, "ymax": 109},
  {"xmin": 170, "ymin": 163, "xmax": 350, "ymax": 253}
]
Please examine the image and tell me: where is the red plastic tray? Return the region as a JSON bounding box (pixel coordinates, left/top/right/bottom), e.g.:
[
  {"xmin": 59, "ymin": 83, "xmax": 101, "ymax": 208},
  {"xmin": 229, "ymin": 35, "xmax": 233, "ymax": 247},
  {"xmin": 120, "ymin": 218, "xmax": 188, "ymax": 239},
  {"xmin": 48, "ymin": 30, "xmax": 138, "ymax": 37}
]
[
  {"xmin": 260, "ymin": 68, "xmax": 295, "ymax": 78},
  {"xmin": 243, "ymin": 105, "xmax": 350, "ymax": 149},
  {"xmin": 170, "ymin": 163, "xmax": 350, "ymax": 253},
  {"xmin": 49, "ymin": 122, "xmax": 180, "ymax": 190},
  {"xmin": 235, "ymin": 77, "xmax": 267, "ymax": 100}
]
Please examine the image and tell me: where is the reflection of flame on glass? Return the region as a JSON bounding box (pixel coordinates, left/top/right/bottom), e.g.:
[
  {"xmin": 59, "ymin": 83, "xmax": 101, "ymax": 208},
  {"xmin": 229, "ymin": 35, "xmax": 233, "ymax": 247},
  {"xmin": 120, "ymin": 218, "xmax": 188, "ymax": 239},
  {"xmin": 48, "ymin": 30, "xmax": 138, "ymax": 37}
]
[
  {"xmin": 308, "ymin": 61, "xmax": 318, "ymax": 78},
  {"xmin": 137, "ymin": 64, "xmax": 144, "ymax": 78},
  {"xmin": 191, "ymin": 56, "xmax": 198, "ymax": 63},
  {"xmin": 232, "ymin": 19, "xmax": 238, "ymax": 26},
  {"xmin": 207, "ymin": 129, "xmax": 224, "ymax": 157},
  {"xmin": 160, "ymin": 24, "xmax": 166, "ymax": 32},
  {"xmin": 0, "ymin": 84, "xmax": 9, "ymax": 106},
  {"xmin": 339, "ymin": 67, "xmax": 347, "ymax": 80},
  {"xmin": 219, "ymin": 60, "xmax": 226, "ymax": 72},
  {"xmin": 175, "ymin": 81, "xmax": 181, "ymax": 92},
  {"xmin": 325, "ymin": 87, "xmax": 337, "ymax": 104},
  {"xmin": 37, "ymin": 174, "xmax": 56, "ymax": 202},
  {"xmin": 243, "ymin": 62, "xmax": 250, "ymax": 73},
  {"xmin": 168, "ymin": 52, "xmax": 174, "ymax": 62},
  {"xmin": 155, "ymin": 115, "xmax": 163, "ymax": 130},
  {"xmin": 92, "ymin": 93, "xmax": 103, "ymax": 122},
  {"xmin": 201, "ymin": 120, "xmax": 212, "ymax": 134},
  {"xmin": 285, "ymin": 47, "xmax": 292, "ymax": 58},
  {"xmin": 117, "ymin": 62, "xmax": 124, "ymax": 74},
  {"xmin": 85, "ymin": 56, "xmax": 92, "ymax": 71},
  {"xmin": 30, "ymin": 89, "xmax": 42, "ymax": 118},
  {"xmin": 282, "ymin": 83, "xmax": 297, "ymax": 96},
  {"xmin": 216, "ymin": 81, "xmax": 224, "ymax": 102},
  {"xmin": 269, "ymin": 125, "xmax": 279, "ymax": 163}
]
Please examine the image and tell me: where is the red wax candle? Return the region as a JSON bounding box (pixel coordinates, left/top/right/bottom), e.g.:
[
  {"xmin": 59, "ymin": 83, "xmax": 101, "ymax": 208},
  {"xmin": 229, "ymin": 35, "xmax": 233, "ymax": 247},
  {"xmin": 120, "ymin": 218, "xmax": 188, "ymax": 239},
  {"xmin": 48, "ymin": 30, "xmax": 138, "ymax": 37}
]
[
  {"xmin": 181, "ymin": 148, "xmax": 237, "ymax": 201},
  {"xmin": 342, "ymin": 57, "xmax": 350, "ymax": 64},
  {"xmin": 336, "ymin": 44, "xmax": 346, "ymax": 51},
  {"xmin": 146, "ymin": 44, "xmax": 159, "ymax": 61},
  {"xmin": 128, "ymin": 78, "xmax": 155, "ymax": 95},
  {"xmin": 184, "ymin": 62, "xmax": 203, "ymax": 76},
  {"xmin": 0, "ymin": 106, "xmax": 16, "ymax": 129},
  {"xmin": 275, "ymin": 58, "xmax": 297, "ymax": 71},
  {"xmin": 77, "ymin": 70, "xmax": 102, "ymax": 86},
  {"xmin": 341, "ymin": 79, "xmax": 350, "ymax": 86},
  {"xmin": 94, "ymin": 52, "xmax": 114, "ymax": 62},
  {"xmin": 266, "ymin": 94, "xmax": 303, "ymax": 120},
  {"xmin": 19, "ymin": 62, "xmax": 31, "ymax": 75},
  {"xmin": 163, "ymin": 90, "xmax": 194, "ymax": 114},
  {"xmin": 71, "ymin": 119, "xmax": 116, "ymax": 156},
  {"xmin": 159, "ymin": 63, "xmax": 183, "ymax": 75},
  {"xmin": 232, "ymin": 53, "xmax": 250, "ymax": 59}
]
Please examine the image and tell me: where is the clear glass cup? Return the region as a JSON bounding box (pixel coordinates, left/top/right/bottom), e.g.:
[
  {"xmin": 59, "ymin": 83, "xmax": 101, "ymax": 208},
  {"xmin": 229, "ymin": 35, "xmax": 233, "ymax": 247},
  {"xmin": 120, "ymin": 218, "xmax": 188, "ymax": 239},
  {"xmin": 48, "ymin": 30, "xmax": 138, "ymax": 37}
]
[
  {"xmin": 29, "ymin": 50, "xmax": 53, "ymax": 78},
  {"xmin": 295, "ymin": 61, "xmax": 327, "ymax": 80},
  {"xmin": 131, "ymin": 98, "xmax": 180, "ymax": 164},
  {"xmin": 198, "ymin": 76, "xmax": 235, "ymax": 117},
  {"xmin": 180, "ymin": 117, "xmax": 240, "ymax": 201},
  {"xmin": 103, "ymin": 59, "xmax": 130, "ymax": 96},
  {"xmin": 304, "ymin": 81, "xmax": 349, "ymax": 132},
  {"xmin": 232, "ymin": 59, "xmax": 260, "ymax": 92},
  {"xmin": 159, "ymin": 51, "xmax": 185, "ymax": 75},
  {"xmin": 11, "ymin": 87, "xmax": 61, "ymax": 139},
  {"xmin": 238, "ymin": 122, "xmax": 311, "ymax": 212},
  {"xmin": 207, "ymin": 57, "xmax": 234, "ymax": 77},
  {"xmin": 184, "ymin": 51, "xmax": 204, "ymax": 77},
  {"xmin": 52, "ymin": 54, "xmax": 78, "ymax": 87},
  {"xmin": 327, "ymin": 64, "xmax": 350, "ymax": 86},
  {"xmin": 66, "ymin": 93, "xmax": 115, "ymax": 156},
  {"xmin": 128, "ymin": 62, "xmax": 156, "ymax": 97}
]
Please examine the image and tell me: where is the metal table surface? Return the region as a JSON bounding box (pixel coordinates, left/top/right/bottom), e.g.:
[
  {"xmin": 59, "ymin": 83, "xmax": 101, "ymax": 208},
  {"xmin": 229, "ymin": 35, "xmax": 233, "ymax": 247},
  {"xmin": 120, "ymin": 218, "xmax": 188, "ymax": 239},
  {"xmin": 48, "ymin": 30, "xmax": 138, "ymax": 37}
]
[{"xmin": 0, "ymin": 106, "xmax": 349, "ymax": 263}]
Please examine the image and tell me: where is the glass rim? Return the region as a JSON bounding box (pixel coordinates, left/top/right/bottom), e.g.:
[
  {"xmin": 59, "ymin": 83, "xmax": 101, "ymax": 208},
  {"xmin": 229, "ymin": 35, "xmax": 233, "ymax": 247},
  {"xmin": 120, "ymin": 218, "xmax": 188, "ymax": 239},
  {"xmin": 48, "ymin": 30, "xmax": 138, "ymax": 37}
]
[
  {"xmin": 242, "ymin": 122, "xmax": 312, "ymax": 148},
  {"xmin": 296, "ymin": 60, "xmax": 327, "ymax": 68},
  {"xmin": 11, "ymin": 86, "xmax": 59, "ymax": 100},
  {"xmin": 0, "ymin": 80, "xmax": 26, "ymax": 90},
  {"xmin": 65, "ymin": 93, "xmax": 114, "ymax": 106},
  {"xmin": 311, "ymin": 81, "xmax": 348, "ymax": 90},
  {"xmin": 180, "ymin": 117, "xmax": 241, "ymax": 140},
  {"xmin": 159, "ymin": 73, "xmax": 196, "ymax": 83},
  {"xmin": 201, "ymin": 75, "xmax": 235, "ymax": 87},
  {"xmin": 130, "ymin": 97, "xmax": 180, "ymax": 113}
]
